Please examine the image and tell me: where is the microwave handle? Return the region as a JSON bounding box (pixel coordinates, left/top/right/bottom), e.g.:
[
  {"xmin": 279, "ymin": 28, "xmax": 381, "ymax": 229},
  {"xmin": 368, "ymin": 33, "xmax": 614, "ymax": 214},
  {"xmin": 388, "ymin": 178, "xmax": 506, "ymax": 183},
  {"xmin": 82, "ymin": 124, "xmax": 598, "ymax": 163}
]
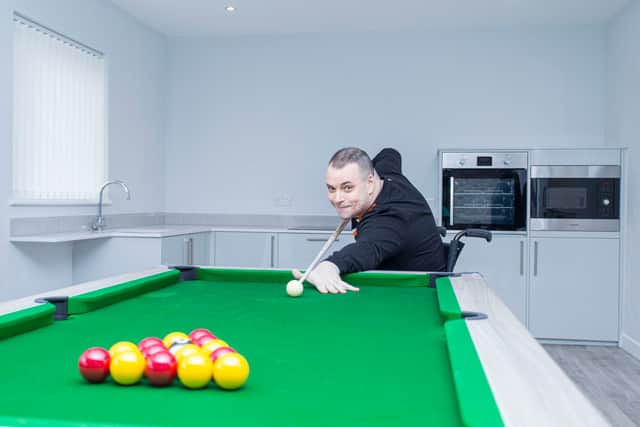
[{"xmin": 449, "ymin": 176, "xmax": 455, "ymax": 226}]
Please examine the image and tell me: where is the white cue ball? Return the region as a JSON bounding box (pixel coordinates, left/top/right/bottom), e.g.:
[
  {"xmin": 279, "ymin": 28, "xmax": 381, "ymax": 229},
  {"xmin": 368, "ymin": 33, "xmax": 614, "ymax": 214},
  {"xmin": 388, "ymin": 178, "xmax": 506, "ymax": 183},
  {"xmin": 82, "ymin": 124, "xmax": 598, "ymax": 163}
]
[{"xmin": 286, "ymin": 280, "xmax": 304, "ymax": 297}]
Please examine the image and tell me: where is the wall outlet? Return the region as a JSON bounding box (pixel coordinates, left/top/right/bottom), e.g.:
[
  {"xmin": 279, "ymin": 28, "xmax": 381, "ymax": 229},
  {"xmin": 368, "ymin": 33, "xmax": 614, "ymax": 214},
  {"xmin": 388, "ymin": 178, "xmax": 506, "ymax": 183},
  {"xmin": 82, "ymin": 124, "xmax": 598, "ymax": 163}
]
[{"xmin": 275, "ymin": 193, "xmax": 293, "ymax": 207}]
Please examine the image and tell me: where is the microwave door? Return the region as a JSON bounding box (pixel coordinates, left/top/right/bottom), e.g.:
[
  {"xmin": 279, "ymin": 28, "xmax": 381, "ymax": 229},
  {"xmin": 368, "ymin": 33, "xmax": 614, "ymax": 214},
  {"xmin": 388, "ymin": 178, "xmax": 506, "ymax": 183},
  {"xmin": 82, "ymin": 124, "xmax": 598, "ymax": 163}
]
[{"xmin": 530, "ymin": 176, "xmax": 620, "ymax": 231}]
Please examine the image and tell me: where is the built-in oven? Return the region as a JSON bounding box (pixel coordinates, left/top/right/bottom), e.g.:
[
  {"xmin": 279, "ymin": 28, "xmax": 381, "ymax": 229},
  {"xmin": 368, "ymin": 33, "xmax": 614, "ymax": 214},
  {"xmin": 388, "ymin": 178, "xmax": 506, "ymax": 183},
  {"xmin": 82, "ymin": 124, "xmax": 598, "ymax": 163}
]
[
  {"xmin": 441, "ymin": 152, "xmax": 527, "ymax": 231},
  {"xmin": 530, "ymin": 165, "xmax": 620, "ymax": 231}
]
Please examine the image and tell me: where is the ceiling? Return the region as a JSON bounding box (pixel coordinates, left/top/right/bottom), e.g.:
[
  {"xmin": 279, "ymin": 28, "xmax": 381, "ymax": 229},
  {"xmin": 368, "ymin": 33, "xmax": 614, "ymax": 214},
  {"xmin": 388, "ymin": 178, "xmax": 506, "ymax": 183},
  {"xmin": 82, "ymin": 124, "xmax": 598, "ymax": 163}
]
[{"xmin": 109, "ymin": 0, "xmax": 631, "ymax": 37}]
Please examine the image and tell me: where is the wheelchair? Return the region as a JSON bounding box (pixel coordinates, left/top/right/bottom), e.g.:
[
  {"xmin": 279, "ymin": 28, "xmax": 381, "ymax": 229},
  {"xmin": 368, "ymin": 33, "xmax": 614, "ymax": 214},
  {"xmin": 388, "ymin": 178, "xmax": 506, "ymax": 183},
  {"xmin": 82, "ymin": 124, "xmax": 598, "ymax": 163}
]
[
  {"xmin": 437, "ymin": 226, "xmax": 493, "ymax": 272},
  {"xmin": 428, "ymin": 226, "xmax": 493, "ymax": 288}
]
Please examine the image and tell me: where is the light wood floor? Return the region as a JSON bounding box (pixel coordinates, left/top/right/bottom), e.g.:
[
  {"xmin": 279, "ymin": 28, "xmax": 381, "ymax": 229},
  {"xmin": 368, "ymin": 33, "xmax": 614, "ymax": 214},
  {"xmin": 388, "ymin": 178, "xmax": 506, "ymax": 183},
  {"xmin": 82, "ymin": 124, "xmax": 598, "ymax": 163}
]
[{"xmin": 543, "ymin": 344, "xmax": 640, "ymax": 426}]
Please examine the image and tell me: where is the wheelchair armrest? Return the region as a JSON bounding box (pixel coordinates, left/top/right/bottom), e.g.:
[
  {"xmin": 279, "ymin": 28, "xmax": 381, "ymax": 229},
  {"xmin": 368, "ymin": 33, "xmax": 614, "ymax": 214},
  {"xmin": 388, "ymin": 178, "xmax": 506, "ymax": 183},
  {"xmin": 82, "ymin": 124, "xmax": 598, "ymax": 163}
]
[{"xmin": 462, "ymin": 229, "xmax": 492, "ymax": 242}]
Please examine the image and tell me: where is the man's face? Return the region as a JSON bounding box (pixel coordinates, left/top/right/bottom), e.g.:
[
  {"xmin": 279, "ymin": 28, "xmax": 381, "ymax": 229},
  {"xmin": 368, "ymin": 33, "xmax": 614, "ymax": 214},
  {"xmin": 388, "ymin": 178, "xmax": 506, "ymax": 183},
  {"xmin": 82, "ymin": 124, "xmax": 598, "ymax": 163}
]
[{"xmin": 326, "ymin": 163, "xmax": 373, "ymax": 220}]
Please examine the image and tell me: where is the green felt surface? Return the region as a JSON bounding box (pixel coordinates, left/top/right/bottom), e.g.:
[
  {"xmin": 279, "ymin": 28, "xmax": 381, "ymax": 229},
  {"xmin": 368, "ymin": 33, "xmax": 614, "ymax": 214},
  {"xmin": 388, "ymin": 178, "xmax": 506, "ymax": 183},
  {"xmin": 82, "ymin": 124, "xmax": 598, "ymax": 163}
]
[{"xmin": 0, "ymin": 269, "xmax": 501, "ymax": 427}]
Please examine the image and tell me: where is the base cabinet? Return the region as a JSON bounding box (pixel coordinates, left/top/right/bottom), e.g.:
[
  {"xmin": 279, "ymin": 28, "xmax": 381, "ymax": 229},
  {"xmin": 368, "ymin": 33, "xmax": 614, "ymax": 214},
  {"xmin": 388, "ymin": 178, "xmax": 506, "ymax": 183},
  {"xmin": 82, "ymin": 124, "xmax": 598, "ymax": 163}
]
[
  {"xmin": 528, "ymin": 237, "xmax": 619, "ymax": 342},
  {"xmin": 212, "ymin": 231, "xmax": 355, "ymax": 269},
  {"xmin": 449, "ymin": 233, "xmax": 620, "ymax": 341},
  {"xmin": 161, "ymin": 233, "xmax": 210, "ymax": 266},
  {"xmin": 449, "ymin": 234, "xmax": 528, "ymax": 325},
  {"xmin": 213, "ymin": 232, "xmax": 277, "ymax": 268},
  {"xmin": 277, "ymin": 233, "xmax": 354, "ymax": 269}
]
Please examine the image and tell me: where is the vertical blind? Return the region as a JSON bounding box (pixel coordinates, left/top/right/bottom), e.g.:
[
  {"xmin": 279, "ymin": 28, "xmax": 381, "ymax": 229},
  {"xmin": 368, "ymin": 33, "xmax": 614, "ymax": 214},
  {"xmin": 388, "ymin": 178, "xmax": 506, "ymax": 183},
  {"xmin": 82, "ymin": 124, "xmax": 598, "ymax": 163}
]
[{"xmin": 13, "ymin": 14, "xmax": 107, "ymax": 201}]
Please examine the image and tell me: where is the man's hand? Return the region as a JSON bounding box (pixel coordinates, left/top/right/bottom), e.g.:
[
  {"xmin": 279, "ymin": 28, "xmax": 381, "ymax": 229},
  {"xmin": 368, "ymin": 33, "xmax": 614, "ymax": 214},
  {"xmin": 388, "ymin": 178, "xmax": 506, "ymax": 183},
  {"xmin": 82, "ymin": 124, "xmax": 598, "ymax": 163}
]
[{"xmin": 292, "ymin": 261, "xmax": 360, "ymax": 294}]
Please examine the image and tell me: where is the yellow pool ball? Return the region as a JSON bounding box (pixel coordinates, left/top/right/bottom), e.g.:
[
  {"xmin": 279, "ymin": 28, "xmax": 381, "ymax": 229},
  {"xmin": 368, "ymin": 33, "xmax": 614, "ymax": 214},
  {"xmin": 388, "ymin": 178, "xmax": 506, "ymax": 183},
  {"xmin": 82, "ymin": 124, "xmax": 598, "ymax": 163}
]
[
  {"xmin": 108, "ymin": 341, "xmax": 140, "ymax": 358},
  {"xmin": 110, "ymin": 350, "xmax": 145, "ymax": 385},
  {"xmin": 162, "ymin": 331, "xmax": 189, "ymax": 348},
  {"xmin": 212, "ymin": 353, "xmax": 250, "ymax": 390},
  {"xmin": 177, "ymin": 353, "xmax": 213, "ymax": 389},
  {"xmin": 200, "ymin": 339, "xmax": 229, "ymax": 357},
  {"xmin": 173, "ymin": 344, "xmax": 202, "ymax": 363}
]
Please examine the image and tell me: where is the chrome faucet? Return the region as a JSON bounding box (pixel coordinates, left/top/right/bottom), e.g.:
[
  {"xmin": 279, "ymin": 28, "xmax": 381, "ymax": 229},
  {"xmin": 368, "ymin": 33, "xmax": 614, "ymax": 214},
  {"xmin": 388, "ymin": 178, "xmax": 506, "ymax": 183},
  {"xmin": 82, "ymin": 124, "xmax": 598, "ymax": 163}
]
[{"xmin": 91, "ymin": 180, "xmax": 131, "ymax": 231}]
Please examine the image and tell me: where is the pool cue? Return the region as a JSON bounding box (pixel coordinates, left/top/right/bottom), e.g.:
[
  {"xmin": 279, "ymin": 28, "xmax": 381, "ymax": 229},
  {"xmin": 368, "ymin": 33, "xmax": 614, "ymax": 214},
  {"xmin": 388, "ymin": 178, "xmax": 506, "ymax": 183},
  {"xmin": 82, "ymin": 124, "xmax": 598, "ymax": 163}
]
[{"xmin": 297, "ymin": 218, "xmax": 350, "ymax": 284}]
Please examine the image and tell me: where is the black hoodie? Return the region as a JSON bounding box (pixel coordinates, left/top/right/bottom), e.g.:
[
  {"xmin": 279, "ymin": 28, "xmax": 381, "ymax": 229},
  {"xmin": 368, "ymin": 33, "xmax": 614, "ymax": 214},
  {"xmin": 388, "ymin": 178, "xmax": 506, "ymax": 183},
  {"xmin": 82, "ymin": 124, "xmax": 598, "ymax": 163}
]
[{"xmin": 326, "ymin": 148, "xmax": 446, "ymax": 273}]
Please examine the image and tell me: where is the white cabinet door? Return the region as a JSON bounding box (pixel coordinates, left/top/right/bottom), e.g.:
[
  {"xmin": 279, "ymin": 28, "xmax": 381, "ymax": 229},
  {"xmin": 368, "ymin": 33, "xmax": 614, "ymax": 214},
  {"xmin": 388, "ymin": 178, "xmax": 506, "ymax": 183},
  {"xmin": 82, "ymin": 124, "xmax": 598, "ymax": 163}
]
[
  {"xmin": 449, "ymin": 234, "xmax": 528, "ymax": 325},
  {"xmin": 214, "ymin": 232, "xmax": 276, "ymax": 268},
  {"xmin": 277, "ymin": 233, "xmax": 355, "ymax": 269},
  {"xmin": 191, "ymin": 233, "xmax": 211, "ymax": 265},
  {"xmin": 161, "ymin": 232, "xmax": 211, "ymax": 266},
  {"xmin": 529, "ymin": 237, "xmax": 619, "ymax": 341},
  {"xmin": 161, "ymin": 235, "xmax": 185, "ymax": 266}
]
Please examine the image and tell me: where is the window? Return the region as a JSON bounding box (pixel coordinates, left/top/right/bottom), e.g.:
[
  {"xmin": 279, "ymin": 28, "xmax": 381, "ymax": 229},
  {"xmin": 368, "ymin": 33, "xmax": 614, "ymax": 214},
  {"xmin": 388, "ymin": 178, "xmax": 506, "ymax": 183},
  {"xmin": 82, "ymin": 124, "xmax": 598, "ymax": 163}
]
[{"xmin": 12, "ymin": 13, "xmax": 106, "ymax": 202}]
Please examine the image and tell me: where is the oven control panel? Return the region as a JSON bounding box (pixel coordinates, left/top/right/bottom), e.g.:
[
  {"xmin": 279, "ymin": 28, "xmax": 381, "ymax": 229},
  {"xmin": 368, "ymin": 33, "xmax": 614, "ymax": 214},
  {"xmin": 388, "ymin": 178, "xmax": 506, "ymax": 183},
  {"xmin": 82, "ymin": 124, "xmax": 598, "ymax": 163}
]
[{"xmin": 442, "ymin": 152, "xmax": 528, "ymax": 169}]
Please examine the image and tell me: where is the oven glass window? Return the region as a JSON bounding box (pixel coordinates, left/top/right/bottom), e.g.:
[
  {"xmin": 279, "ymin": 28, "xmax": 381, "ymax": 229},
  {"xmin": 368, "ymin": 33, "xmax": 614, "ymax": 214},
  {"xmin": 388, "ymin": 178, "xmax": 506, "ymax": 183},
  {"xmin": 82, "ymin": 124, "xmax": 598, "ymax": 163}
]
[
  {"xmin": 442, "ymin": 168, "xmax": 527, "ymax": 231},
  {"xmin": 453, "ymin": 178, "xmax": 515, "ymax": 225},
  {"xmin": 544, "ymin": 187, "xmax": 587, "ymax": 210}
]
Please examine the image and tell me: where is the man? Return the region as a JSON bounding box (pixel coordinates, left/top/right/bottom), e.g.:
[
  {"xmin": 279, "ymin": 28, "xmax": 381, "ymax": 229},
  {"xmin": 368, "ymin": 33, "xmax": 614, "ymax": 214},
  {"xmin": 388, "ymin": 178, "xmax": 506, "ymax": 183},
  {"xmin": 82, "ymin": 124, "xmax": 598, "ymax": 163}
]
[{"xmin": 293, "ymin": 147, "xmax": 447, "ymax": 294}]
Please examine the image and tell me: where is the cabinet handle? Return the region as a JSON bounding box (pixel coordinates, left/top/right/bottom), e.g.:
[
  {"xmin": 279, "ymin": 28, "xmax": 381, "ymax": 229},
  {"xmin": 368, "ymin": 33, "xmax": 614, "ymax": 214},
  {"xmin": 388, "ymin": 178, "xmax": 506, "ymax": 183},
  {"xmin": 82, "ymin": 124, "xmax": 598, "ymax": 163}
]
[
  {"xmin": 183, "ymin": 237, "xmax": 194, "ymax": 265},
  {"xmin": 519, "ymin": 240, "xmax": 524, "ymax": 276},
  {"xmin": 533, "ymin": 241, "xmax": 538, "ymax": 276},
  {"xmin": 183, "ymin": 238, "xmax": 189, "ymax": 265},
  {"xmin": 306, "ymin": 238, "xmax": 339, "ymax": 242},
  {"xmin": 270, "ymin": 235, "xmax": 275, "ymax": 268}
]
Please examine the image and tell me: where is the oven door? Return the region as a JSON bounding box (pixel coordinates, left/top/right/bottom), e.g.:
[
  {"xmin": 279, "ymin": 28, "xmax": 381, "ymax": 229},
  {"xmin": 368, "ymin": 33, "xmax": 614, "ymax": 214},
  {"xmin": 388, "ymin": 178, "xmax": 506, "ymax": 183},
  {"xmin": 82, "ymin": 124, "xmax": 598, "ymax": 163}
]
[{"xmin": 442, "ymin": 168, "xmax": 527, "ymax": 231}]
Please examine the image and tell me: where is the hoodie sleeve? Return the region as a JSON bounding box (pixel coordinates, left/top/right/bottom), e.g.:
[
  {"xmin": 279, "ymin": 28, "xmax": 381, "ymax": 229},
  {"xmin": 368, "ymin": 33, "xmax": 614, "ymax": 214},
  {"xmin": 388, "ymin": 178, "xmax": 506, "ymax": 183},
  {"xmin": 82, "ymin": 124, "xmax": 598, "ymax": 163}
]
[{"xmin": 326, "ymin": 206, "xmax": 408, "ymax": 274}]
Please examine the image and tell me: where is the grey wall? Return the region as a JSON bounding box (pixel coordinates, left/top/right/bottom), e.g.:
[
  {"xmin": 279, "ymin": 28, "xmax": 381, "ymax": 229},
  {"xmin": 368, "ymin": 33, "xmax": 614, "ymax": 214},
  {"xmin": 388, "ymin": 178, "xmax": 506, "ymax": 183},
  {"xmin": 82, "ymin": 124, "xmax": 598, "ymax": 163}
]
[
  {"xmin": 165, "ymin": 28, "xmax": 607, "ymax": 216},
  {"xmin": 0, "ymin": 0, "xmax": 167, "ymax": 299},
  {"xmin": 607, "ymin": 1, "xmax": 640, "ymax": 359}
]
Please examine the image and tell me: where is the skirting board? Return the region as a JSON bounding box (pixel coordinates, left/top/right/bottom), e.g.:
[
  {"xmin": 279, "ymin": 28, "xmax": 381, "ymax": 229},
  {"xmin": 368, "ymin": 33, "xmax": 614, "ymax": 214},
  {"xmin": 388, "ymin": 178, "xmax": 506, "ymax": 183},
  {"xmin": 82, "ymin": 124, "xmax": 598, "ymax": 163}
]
[{"xmin": 538, "ymin": 339, "xmax": 617, "ymax": 346}]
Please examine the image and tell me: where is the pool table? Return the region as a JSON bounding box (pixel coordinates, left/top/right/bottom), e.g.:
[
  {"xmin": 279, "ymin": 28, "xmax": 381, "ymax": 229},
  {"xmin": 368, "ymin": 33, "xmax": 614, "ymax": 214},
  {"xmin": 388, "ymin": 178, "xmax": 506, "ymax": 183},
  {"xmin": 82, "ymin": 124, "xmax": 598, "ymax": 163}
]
[{"xmin": 0, "ymin": 267, "xmax": 609, "ymax": 427}]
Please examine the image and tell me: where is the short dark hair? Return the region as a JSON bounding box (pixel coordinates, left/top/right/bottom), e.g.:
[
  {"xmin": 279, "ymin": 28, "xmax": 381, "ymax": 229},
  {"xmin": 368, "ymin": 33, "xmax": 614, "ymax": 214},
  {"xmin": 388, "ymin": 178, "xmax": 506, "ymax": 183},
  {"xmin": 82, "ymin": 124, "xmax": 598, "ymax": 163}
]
[{"xmin": 328, "ymin": 147, "xmax": 374, "ymax": 179}]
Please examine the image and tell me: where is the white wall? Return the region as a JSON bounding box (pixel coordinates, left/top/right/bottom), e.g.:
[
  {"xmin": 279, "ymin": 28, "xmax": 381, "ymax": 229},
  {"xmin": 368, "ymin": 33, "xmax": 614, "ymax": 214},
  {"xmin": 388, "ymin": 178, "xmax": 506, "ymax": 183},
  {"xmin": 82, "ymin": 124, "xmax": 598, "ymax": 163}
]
[
  {"xmin": 0, "ymin": 0, "xmax": 167, "ymax": 300},
  {"xmin": 165, "ymin": 28, "xmax": 607, "ymax": 215},
  {"xmin": 0, "ymin": 5, "xmax": 612, "ymax": 301},
  {"xmin": 607, "ymin": 1, "xmax": 640, "ymax": 358}
]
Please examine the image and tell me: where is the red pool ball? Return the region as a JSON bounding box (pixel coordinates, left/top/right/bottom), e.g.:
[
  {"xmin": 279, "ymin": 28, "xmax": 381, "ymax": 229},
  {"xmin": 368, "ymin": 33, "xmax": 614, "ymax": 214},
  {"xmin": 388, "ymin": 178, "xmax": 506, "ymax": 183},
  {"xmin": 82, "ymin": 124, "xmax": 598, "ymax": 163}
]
[
  {"xmin": 210, "ymin": 346, "xmax": 236, "ymax": 363},
  {"xmin": 193, "ymin": 335, "xmax": 216, "ymax": 347},
  {"xmin": 78, "ymin": 347, "xmax": 111, "ymax": 384},
  {"xmin": 143, "ymin": 343, "xmax": 170, "ymax": 359},
  {"xmin": 138, "ymin": 337, "xmax": 163, "ymax": 352},
  {"xmin": 145, "ymin": 351, "xmax": 178, "ymax": 387},
  {"xmin": 189, "ymin": 329, "xmax": 215, "ymax": 343}
]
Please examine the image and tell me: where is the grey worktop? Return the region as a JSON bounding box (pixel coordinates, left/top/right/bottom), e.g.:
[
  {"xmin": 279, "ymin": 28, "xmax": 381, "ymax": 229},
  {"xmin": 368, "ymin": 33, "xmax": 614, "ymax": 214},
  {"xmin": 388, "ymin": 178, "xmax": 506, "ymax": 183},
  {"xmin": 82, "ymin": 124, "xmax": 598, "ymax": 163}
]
[
  {"xmin": 9, "ymin": 212, "xmax": 346, "ymax": 243},
  {"xmin": 9, "ymin": 224, "xmax": 346, "ymax": 243}
]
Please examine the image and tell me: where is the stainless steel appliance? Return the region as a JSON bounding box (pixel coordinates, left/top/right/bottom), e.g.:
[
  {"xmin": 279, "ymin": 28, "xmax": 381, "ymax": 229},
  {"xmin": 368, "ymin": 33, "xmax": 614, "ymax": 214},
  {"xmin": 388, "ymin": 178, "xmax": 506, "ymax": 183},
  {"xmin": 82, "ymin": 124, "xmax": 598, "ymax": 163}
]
[
  {"xmin": 530, "ymin": 165, "xmax": 620, "ymax": 231},
  {"xmin": 441, "ymin": 152, "xmax": 527, "ymax": 231}
]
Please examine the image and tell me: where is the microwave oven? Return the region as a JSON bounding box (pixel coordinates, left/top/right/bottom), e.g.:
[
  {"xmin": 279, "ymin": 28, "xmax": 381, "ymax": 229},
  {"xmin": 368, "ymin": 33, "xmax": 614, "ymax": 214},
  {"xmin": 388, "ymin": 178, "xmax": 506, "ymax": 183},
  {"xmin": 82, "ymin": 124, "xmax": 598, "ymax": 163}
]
[{"xmin": 530, "ymin": 165, "xmax": 620, "ymax": 232}]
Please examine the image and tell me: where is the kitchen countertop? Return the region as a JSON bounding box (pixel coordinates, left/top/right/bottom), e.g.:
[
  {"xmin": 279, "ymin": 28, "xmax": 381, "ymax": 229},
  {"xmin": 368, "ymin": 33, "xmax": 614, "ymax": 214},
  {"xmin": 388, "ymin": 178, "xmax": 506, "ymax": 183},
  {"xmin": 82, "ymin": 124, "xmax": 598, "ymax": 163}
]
[
  {"xmin": 10, "ymin": 225, "xmax": 618, "ymax": 243},
  {"xmin": 9, "ymin": 225, "xmax": 349, "ymax": 243}
]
